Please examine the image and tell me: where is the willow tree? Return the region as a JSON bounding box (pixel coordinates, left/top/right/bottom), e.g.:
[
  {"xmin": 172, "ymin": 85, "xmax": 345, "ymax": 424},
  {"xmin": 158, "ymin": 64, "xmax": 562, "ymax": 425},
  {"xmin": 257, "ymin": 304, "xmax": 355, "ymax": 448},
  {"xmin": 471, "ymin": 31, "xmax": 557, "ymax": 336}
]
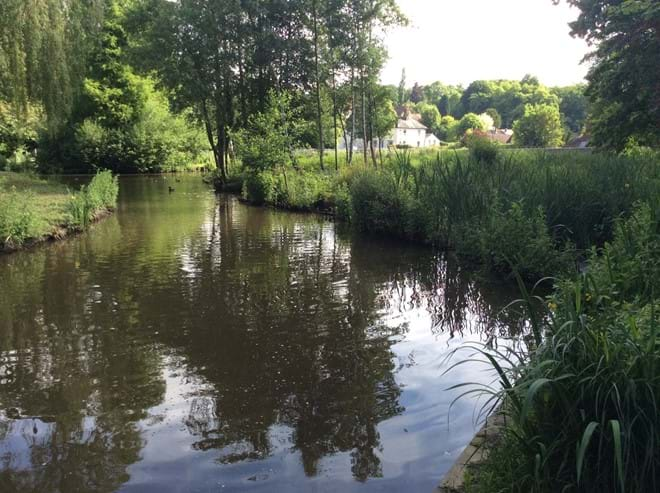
[{"xmin": 0, "ymin": 0, "xmax": 104, "ymax": 134}]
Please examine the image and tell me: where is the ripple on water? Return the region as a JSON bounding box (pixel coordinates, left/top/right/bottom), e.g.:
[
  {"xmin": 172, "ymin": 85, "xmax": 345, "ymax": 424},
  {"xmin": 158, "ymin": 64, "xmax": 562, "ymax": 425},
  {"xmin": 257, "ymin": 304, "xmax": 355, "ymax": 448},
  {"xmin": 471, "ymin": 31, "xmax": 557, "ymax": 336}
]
[{"xmin": 0, "ymin": 176, "xmax": 523, "ymax": 493}]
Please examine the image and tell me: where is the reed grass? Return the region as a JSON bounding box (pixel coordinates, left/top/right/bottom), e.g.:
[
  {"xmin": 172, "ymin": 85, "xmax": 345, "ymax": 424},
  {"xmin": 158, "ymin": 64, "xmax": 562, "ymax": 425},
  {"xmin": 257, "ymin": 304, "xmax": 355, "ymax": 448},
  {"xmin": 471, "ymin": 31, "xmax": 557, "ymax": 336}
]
[
  {"xmin": 224, "ymin": 147, "xmax": 659, "ymax": 280},
  {"xmin": 456, "ymin": 205, "xmax": 660, "ymax": 492}
]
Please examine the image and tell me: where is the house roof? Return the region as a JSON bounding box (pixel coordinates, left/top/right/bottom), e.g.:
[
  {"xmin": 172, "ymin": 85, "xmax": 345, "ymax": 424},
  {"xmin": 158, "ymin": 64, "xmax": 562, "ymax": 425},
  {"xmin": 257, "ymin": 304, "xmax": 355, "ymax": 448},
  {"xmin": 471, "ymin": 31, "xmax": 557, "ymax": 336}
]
[
  {"xmin": 477, "ymin": 128, "xmax": 513, "ymax": 144},
  {"xmin": 566, "ymin": 135, "xmax": 590, "ymax": 148},
  {"xmin": 397, "ymin": 118, "xmax": 427, "ymax": 130}
]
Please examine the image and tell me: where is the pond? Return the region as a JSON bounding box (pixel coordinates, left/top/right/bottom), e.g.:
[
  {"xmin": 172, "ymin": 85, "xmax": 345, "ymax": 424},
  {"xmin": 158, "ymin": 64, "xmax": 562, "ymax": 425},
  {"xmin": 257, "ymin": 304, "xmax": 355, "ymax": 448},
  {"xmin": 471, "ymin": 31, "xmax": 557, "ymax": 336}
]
[{"xmin": 0, "ymin": 175, "xmax": 524, "ymax": 493}]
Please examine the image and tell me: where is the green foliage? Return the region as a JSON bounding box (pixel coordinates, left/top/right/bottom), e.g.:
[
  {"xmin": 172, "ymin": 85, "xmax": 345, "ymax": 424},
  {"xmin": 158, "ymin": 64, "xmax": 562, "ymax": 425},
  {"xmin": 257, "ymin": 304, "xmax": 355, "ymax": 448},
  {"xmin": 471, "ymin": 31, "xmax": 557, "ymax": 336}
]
[
  {"xmin": 70, "ymin": 78, "xmax": 208, "ymax": 173},
  {"xmin": 241, "ymin": 169, "xmax": 333, "ymax": 211},
  {"xmin": 417, "ymin": 103, "xmax": 441, "ymax": 132},
  {"xmin": 234, "ymin": 91, "xmax": 299, "ymax": 172},
  {"xmin": 551, "ymin": 84, "xmax": 588, "ymax": 133},
  {"xmin": 563, "ymin": 0, "xmax": 660, "ymax": 150},
  {"xmin": 513, "ymin": 104, "xmax": 564, "ymax": 147},
  {"xmin": 458, "ymin": 113, "xmax": 486, "ymax": 136},
  {"xmin": 0, "ymin": 186, "xmax": 40, "ymax": 247},
  {"xmin": 82, "ymin": 4, "xmax": 144, "ymax": 129},
  {"xmin": 67, "ymin": 171, "xmax": 119, "ymax": 228},
  {"xmin": 476, "ymin": 202, "xmax": 571, "ymax": 278},
  {"xmin": 484, "ymin": 108, "xmax": 502, "ymax": 128},
  {"xmin": 463, "ymin": 204, "xmax": 660, "ymax": 492},
  {"xmin": 467, "ymin": 134, "xmax": 499, "ymax": 165}
]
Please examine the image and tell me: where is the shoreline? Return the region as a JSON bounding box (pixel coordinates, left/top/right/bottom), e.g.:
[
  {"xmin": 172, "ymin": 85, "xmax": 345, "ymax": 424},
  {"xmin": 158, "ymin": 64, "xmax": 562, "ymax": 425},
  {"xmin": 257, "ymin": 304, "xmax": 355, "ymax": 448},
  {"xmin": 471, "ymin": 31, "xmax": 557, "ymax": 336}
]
[{"xmin": 0, "ymin": 208, "xmax": 115, "ymax": 255}]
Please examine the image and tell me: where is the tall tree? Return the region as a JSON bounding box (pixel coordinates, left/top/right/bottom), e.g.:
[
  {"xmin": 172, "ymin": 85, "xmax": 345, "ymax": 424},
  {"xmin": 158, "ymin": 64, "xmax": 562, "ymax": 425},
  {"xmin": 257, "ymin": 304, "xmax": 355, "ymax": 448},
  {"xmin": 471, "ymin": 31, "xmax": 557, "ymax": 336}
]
[
  {"xmin": 0, "ymin": 0, "xmax": 104, "ymax": 133},
  {"xmin": 556, "ymin": 0, "xmax": 660, "ymax": 149},
  {"xmin": 397, "ymin": 68, "xmax": 406, "ymax": 105}
]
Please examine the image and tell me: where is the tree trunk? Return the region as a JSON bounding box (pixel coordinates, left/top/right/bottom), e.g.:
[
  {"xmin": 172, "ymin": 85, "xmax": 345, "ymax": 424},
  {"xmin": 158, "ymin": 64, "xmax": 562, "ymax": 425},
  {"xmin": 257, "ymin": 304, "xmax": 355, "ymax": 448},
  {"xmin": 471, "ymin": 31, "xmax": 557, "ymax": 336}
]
[
  {"xmin": 312, "ymin": 0, "xmax": 324, "ymax": 171},
  {"xmin": 361, "ymin": 69, "xmax": 368, "ymax": 167},
  {"xmin": 368, "ymin": 85, "xmax": 377, "ymax": 167},
  {"xmin": 331, "ymin": 67, "xmax": 339, "ymax": 171},
  {"xmin": 201, "ymin": 99, "xmax": 224, "ymax": 179},
  {"xmin": 348, "ymin": 66, "xmax": 355, "ymax": 165}
]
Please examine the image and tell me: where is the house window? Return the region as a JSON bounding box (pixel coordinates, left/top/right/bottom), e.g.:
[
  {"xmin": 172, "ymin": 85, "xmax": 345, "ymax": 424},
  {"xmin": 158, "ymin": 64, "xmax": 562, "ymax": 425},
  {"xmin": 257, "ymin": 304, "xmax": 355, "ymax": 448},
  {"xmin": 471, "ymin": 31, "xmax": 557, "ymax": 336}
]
[{"xmin": 403, "ymin": 129, "xmax": 407, "ymax": 134}]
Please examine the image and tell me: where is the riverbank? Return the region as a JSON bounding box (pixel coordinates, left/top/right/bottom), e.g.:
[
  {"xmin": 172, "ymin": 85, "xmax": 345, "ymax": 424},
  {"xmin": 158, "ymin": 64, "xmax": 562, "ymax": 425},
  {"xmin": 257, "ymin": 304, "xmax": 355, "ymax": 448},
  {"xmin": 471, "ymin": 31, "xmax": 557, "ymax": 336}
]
[
  {"xmin": 213, "ymin": 147, "xmax": 660, "ymax": 282},
  {"xmin": 458, "ymin": 203, "xmax": 660, "ymax": 492},
  {"xmin": 0, "ymin": 171, "xmax": 118, "ymax": 253}
]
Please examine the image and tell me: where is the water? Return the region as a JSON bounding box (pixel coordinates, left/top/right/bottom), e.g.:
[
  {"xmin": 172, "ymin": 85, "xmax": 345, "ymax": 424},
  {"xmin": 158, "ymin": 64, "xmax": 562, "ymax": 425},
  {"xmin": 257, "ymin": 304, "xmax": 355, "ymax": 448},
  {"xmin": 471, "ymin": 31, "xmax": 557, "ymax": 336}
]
[{"xmin": 0, "ymin": 175, "xmax": 524, "ymax": 492}]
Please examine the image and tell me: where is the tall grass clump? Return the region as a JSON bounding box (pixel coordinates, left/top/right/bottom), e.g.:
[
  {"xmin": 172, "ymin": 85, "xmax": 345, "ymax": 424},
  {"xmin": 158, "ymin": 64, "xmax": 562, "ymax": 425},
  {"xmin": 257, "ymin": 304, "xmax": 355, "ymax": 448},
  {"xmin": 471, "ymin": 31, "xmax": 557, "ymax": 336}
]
[
  {"xmin": 0, "ymin": 186, "xmax": 40, "ymax": 247},
  {"xmin": 460, "ymin": 204, "xmax": 660, "ymax": 492},
  {"xmin": 344, "ymin": 149, "xmax": 658, "ymax": 280},
  {"xmin": 67, "ymin": 170, "xmax": 118, "ymax": 228}
]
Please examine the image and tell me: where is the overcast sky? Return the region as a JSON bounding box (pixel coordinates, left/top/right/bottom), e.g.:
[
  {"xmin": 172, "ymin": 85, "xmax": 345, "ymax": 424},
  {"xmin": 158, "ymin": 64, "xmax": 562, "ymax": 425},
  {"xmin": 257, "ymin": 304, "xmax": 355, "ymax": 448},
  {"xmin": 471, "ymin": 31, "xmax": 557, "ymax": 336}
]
[{"xmin": 381, "ymin": 0, "xmax": 591, "ymax": 88}]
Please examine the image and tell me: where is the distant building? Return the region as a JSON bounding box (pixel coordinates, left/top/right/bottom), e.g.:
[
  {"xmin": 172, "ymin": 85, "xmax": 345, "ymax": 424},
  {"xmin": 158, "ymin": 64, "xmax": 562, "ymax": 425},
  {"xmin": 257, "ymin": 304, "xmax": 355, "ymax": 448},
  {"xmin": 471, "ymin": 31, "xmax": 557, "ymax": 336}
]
[
  {"xmin": 473, "ymin": 128, "xmax": 514, "ymax": 145},
  {"xmin": 566, "ymin": 135, "xmax": 590, "ymax": 148},
  {"xmin": 341, "ymin": 108, "xmax": 440, "ymax": 150}
]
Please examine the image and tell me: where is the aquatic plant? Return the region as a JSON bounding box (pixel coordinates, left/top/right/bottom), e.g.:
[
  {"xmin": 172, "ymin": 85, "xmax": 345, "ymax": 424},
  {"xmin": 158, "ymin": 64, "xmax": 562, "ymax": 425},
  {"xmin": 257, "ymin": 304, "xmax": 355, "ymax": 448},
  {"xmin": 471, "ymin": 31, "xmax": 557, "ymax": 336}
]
[{"xmin": 459, "ymin": 205, "xmax": 660, "ymax": 492}]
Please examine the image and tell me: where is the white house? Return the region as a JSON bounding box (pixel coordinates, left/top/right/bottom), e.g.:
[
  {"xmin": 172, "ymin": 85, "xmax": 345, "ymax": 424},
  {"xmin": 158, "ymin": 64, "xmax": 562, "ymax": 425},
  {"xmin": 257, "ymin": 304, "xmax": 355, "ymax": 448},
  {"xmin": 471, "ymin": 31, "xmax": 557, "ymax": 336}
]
[{"xmin": 341, "ymin": 117, "xmax": 440, "ymax": 150}]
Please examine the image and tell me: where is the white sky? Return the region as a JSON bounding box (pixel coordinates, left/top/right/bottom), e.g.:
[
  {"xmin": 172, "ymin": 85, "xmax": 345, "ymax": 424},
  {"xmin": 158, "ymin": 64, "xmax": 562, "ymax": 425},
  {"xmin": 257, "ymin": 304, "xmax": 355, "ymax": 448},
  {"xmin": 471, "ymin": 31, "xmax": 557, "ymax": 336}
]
[{"xmin": 382, "ymin": 0, "xmax": 591, "ymax": 88}]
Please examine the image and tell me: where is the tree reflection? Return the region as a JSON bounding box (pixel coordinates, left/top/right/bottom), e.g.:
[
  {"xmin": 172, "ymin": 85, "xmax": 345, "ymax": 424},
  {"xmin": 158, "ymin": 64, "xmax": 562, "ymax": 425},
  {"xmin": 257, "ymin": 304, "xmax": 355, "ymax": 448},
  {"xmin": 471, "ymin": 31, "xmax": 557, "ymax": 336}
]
[{"xmin": 0, "ymin": 183, "xmax": 526, "ymax": 491}]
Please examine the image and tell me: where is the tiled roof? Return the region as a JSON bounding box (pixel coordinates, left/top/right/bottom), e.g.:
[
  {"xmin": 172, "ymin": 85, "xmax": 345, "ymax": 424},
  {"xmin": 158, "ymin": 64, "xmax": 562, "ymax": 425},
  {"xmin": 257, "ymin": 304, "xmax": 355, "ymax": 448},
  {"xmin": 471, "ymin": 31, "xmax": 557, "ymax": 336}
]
[{"xmin": 397, "ymin": 118, "xmax": 427, "ymax": 130}]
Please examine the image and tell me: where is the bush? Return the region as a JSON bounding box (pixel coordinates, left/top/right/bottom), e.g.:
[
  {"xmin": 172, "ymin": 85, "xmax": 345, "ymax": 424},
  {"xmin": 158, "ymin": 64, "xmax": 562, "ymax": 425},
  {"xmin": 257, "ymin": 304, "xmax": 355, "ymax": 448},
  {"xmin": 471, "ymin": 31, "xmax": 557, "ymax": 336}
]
[
  {"xmin": 463, "ymin": 204, "xmax": 660, "ymax": 492},
  {"xmin": 67, "ymin": 171, "xmax": 118, "ymax": 228},
  {"xmin": 467, "ymin": 134, "xmax": 499, "ymax": 165},
  {"xmin": 348, "ymin": 169, "xmax": 408, "ymax": 236},
  {"xmin": 473, "ymin": 201, "xmax": 572, "ymax": 279},
  {"xmin": 0, "ymin": 187, "xmax": 40, "ymax": 247}
]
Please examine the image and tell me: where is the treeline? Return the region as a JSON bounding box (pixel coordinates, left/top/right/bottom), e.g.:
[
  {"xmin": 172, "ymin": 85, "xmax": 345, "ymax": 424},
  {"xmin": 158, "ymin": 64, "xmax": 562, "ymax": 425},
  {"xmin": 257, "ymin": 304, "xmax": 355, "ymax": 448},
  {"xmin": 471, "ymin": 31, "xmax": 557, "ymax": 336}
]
[
  {"xmin": 391, "ymin": 75, "xmax": 587, "ymax": 147},
  {"xmin": 0, "ymin": 0, "xmax": 657, "ymax": 174},
  {"xmin": 0, "ymin": 0, "xmax": 209, "ymax": 173},
  {"xmin": 132, "ymin": 0, "xmax": 407, "ymax": 179}
]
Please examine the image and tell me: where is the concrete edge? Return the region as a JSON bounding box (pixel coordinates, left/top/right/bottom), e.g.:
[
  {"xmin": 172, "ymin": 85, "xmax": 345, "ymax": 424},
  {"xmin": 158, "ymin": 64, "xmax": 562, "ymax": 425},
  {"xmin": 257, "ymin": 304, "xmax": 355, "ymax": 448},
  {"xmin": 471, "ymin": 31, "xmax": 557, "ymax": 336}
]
[{"xmin": 435, "ymin": 412, "xmax": 506, "ymax": 493}]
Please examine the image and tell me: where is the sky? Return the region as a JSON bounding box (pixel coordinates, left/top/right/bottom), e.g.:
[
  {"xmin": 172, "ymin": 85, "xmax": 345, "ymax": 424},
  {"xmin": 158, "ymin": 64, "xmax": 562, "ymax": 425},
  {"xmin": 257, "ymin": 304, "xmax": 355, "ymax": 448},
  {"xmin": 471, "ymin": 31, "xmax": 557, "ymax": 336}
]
[{"xmin": 381, "ymin": 0, "xmax": 591, "ymax": 88}]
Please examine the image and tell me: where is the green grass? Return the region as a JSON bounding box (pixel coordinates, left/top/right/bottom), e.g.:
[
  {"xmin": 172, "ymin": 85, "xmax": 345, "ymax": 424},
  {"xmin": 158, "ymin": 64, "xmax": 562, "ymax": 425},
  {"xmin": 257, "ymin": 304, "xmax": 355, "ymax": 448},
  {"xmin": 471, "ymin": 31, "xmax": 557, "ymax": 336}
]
[
  {"xmin": 0, "ymin": 171, "xmax": 118, "ymax": 249},
  {"xmin": 221, "ymin": 147, "xmax": 659, "ymax": 281},
  {"xmin": 458, "ymin": 205, "xmax": 660, "ymax": 492}
]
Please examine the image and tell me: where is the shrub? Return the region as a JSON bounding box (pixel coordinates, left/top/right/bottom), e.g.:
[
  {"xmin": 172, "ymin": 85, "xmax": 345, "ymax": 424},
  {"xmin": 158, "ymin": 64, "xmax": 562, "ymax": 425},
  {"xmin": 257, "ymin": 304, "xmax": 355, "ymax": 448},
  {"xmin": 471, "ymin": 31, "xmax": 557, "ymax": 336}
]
[
  {"xmin": 67, "ymin": 171, "xmax": 118, "ymax": 228},
  {"xmin": 0, "ymin": 187, "xmax": 40, "ymax": 247},
  {"xmin": 467, "ymin": 134, "xmax": 499, "ymax": 165},
  {"xmin": 474, "ymin": 201, "xmax": 572, "ymax": 279},
  {"xmin": 461, "ymin": 204, "xmax": 660, "ymax": 492},
  {"xmin": 348, "ymin": 169, "xmax": 407, "ymax": 236}
]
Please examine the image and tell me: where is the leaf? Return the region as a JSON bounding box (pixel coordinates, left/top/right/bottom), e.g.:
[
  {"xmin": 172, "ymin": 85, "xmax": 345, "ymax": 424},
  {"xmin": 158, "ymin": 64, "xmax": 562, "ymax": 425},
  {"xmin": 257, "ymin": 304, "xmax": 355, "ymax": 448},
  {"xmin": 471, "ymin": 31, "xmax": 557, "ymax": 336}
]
[
  {"xmin": 576, "ymin": 421, "xmax": 599, "ymax": 485},
  {"xmin": 609, "ymin": 420, "xmax": 624, "ymax": 493}
]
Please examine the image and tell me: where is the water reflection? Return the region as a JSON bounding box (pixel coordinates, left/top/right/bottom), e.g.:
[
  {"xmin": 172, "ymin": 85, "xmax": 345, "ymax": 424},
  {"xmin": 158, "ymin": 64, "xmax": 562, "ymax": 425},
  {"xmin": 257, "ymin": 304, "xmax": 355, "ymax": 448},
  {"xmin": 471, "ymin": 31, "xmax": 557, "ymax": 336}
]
[{"xmin": 0, "ymin": 176, "xmax": 523, "ymax": 492}]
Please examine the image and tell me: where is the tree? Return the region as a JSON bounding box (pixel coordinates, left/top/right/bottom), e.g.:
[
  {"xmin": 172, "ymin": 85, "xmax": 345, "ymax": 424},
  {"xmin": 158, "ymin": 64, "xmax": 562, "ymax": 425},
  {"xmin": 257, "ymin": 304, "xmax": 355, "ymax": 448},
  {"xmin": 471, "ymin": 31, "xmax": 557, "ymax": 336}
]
[
  {"xmin": 233, "ymin": 91, "xmax": 300, "ymax": 171},
  {"xmin": 397, "ymin": 68, "xmax": 406, "ymax": 105},
  {"xmin": 81, "ymin": 2, "xmax": 144, "ymax": 129},
  {"xmin": 437, "ymin": 115, "xmax": 458, "ymax": 142},
  {"xmin": 0, "ymin": 0, "xmax": 104, "ymax": 134},
  {"xmin": 457, "ymin": 113, "xmax": 486, "ymax": 136},
  {"xmin": 513, "ymin": 104, "xmax": 564, "ymax": 147},
  {"xmin": 551, "ymin": 84, "xmax": 588, "ymax": 133},
  {"xmin": 410, "ymin": 82, "xmax": 424, "ymax": 103},
  {"xmin": 556, "ymin": 0, "xmax": 659, "ymax": 149},
  {"xmin": 417, "ymin": 103, "xmax": 441, "ymax": 133},
  {"xmin": 485, "ymin": 108, "xmax": 502, "ymax": 128}
]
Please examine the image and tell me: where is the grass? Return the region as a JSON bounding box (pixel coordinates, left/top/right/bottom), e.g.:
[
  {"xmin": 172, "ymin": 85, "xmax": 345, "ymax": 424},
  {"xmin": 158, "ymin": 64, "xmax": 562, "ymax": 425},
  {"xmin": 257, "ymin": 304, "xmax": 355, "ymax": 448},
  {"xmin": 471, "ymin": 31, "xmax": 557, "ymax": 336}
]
[
  {"xmin": 456, "ymin": 204, "xmax": 660, "ymax": 492},
  {"xmin": 0, "ymin": 171, "xmax": 118, "ymax": 249},
  {"xmin": 217, "ymin": 145, "xmax": 660, "ymax": 281}
]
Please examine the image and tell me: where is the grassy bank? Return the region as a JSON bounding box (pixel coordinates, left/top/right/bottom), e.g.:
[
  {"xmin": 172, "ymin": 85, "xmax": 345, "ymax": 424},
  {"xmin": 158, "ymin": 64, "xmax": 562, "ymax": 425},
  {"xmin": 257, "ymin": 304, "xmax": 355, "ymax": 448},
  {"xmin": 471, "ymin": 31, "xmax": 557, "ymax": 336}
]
[
  {"xmin": 216, "ymin": 147, "xmax": 659, "ymax": 281},
  {"xmin": 460, "ymin": 204, "xmax": 660, "ymax": 492},
  {"xmin": 0, "ymin": 171, "xmax": 118, "ymax": 251}
]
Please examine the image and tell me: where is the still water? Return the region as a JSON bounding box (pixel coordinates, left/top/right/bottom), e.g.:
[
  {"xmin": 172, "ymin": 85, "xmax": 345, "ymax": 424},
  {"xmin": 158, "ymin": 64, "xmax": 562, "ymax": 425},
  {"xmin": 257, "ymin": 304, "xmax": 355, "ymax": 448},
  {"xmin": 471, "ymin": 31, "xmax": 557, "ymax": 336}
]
[{"xmin": 0, "ymin": 176, "xmax": 524, "ymax": 493}]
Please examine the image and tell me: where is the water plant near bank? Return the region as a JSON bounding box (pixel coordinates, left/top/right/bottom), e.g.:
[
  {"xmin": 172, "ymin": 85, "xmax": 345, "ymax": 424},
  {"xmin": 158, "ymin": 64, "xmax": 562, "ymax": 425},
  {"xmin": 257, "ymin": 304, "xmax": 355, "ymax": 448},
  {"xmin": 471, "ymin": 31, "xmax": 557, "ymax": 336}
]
[
  {"xmin": 220, "ymin": 147, "xmax": 659, "ymax": 281},
  {"xmin": 460, "ymin": 204, "xmax": 660, "ymax": 492}
]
